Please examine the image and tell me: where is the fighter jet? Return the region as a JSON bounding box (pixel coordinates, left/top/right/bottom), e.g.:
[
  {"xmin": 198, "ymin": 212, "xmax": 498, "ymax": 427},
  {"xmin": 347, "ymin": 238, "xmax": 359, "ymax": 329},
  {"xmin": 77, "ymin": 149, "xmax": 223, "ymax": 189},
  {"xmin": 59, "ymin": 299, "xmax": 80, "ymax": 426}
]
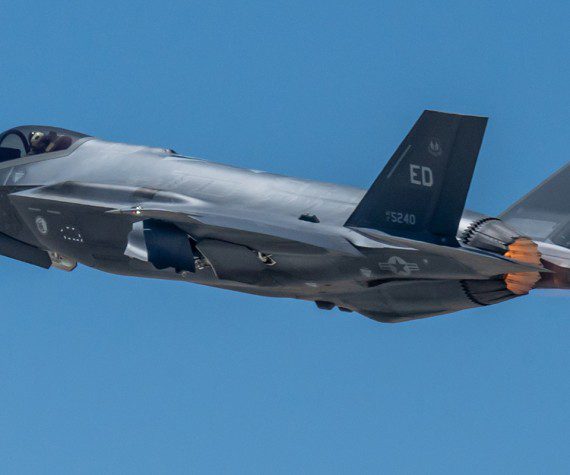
[{"xmin": 0, "ymin": 111, "xmax": 568, "ymax": 322}]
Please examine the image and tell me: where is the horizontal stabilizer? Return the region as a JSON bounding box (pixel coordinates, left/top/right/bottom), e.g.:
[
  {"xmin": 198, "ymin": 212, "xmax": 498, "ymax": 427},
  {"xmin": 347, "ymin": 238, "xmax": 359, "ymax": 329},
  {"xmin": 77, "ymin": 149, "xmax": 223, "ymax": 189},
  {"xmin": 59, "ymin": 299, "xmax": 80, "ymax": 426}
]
[
  {"xmin": 346, "ymin": 110, "xmax": 488, "ymax": 245},
  {"xmin": 500, "ymin": 162, "xmax": 570, "ymax": 249},
  {"xmin": 351, "ymin": 226, "xmax": 548, "ymax": 277}
]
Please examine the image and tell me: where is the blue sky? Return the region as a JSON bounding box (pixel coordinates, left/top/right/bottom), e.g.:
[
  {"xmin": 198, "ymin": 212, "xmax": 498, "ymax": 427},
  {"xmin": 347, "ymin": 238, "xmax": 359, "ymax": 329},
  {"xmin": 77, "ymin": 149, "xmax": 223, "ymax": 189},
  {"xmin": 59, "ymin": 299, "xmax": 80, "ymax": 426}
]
[{"xmin": 1, "ymin": 1, "xmax": 570, "ymax": 473}]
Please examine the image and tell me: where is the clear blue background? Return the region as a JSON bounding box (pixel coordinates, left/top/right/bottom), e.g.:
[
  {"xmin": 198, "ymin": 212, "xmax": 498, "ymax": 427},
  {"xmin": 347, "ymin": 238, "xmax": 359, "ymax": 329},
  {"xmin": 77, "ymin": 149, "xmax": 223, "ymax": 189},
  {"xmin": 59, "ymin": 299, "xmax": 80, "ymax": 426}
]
[{"xmin": 1, "ymin": 1, "xmax": 569, "ymax": 473}]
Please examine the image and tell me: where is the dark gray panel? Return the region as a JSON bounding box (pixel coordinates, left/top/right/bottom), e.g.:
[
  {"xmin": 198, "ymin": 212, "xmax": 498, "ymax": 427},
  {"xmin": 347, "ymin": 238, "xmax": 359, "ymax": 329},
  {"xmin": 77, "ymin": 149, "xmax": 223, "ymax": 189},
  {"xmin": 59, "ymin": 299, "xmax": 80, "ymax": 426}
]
[
  {"xmin": 0, "ymin": 232, "xmax": 51, "ymax": 268},
  {"xmin": 196, "ymin": 239, "xmax": 273, "ymax": 286},
  {"xmin": 346, "ymin": 110, "xmax": 487, "ymax": 245},
  {"xmin": 331, "ymin": 279, "xmax": 516, "ymax": 323}
]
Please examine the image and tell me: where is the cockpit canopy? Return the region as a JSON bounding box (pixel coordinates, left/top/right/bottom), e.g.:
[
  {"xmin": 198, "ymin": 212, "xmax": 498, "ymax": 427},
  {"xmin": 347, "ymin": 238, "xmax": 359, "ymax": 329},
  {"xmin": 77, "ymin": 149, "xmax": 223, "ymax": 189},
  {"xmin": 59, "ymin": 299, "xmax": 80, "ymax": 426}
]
[{"xmin": 0, "ymin": 126, "xmax": 89, "ymax": 162}]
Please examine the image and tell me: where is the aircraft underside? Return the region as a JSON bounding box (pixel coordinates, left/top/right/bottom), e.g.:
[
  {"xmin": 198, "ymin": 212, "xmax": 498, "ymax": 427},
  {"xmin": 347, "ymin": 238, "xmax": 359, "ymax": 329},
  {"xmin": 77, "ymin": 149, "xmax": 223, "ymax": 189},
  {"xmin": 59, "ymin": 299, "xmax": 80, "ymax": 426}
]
[{"xmin": 0, "ymin": 112, "xmax": 568, "ymax": 323}]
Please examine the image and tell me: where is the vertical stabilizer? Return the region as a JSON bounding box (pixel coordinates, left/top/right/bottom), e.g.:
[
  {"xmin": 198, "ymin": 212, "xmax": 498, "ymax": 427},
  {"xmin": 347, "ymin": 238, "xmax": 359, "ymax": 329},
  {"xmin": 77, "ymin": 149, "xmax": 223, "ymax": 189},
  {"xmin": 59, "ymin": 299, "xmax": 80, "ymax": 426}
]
[{"xmin": 345, "ymin": 110, "xmax": 488, "ymax": 245}]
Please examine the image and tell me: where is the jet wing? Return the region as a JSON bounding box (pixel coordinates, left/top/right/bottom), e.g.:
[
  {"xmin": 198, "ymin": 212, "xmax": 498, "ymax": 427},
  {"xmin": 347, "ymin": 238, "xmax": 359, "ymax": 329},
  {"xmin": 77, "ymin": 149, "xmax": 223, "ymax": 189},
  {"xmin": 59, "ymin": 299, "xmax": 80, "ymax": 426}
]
[
  {"xmin": 350, "ymin": 226, "xmax": 548, "ymax": 277},
  {"xmin": 8, "ymin": 182, "xmax": 389, "ymax": 257},
  {"xmin": 108, "ymin": 205, "xmax": 400, "ymax": 256}
]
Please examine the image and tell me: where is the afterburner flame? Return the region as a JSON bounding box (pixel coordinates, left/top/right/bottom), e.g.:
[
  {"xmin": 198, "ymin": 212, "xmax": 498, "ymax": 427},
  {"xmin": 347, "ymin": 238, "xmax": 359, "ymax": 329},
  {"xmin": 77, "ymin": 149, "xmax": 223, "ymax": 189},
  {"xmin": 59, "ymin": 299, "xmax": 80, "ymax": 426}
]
[{"xmin": 503, "ymin": 238, "xmax": 542, "ymax": 294}]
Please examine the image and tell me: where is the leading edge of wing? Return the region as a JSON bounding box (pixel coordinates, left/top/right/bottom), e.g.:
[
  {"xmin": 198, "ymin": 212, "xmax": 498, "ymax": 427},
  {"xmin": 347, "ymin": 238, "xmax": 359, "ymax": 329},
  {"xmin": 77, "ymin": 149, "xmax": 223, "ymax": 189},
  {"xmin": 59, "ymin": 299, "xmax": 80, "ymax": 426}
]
[
  {"xmin": 107, "ymin": 206, "xmax": 414, "ymax": 256},
  {"xmin": 8, "ymin": 182, "xmax": 413, "ymax": 256}
]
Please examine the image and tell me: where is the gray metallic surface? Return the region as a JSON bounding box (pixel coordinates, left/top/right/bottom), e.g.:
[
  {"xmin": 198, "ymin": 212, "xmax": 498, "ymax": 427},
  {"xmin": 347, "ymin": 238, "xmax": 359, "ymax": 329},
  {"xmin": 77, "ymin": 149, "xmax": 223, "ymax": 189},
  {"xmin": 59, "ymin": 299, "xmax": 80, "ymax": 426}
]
[{"xmin": 0, "ymin": 112, "xmax": 565, "ymax": 323}]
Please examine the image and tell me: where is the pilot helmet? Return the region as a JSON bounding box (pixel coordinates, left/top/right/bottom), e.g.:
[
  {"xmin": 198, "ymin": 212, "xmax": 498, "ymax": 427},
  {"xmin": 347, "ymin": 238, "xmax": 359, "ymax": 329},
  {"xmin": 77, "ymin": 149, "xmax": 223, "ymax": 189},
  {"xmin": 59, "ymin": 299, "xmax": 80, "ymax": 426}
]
[{"xmin": 29, "ymin": 131, "xmax": 46, "ymax": 148}]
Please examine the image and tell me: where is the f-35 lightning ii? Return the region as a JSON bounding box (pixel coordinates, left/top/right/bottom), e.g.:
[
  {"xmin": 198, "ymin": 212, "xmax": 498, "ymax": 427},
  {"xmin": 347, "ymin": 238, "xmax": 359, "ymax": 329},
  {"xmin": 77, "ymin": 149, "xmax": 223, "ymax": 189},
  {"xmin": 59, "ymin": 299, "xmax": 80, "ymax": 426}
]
[{"xmin": 0, "ymin": 111, "xmax": 568, "ymax": 323}]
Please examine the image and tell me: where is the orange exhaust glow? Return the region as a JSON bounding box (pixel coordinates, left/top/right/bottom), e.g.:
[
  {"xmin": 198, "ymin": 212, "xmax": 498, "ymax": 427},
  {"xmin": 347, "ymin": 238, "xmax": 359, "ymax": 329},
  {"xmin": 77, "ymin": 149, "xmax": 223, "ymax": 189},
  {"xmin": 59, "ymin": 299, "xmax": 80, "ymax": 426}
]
[{"xmin": 503, "ymin": 238, "xmax": 541, "ymax": 295}]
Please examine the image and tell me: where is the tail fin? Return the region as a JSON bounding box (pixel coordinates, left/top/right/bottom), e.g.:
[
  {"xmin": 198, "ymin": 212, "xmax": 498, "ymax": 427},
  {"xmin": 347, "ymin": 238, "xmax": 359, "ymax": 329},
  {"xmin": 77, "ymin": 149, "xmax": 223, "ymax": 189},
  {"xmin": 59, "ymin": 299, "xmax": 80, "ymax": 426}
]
[
  {"xmin": 500, "ymin": 163, "xmax": 570, "ymax": 249},
  {"xmin": 345, "ymin": 110, "xmax": 488, "ymax": 245}
]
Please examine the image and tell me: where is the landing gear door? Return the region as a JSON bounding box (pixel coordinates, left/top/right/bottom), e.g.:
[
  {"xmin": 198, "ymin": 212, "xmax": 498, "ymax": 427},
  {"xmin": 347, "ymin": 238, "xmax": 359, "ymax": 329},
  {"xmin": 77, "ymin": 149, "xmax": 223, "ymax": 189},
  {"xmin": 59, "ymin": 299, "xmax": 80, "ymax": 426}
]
[{"xmin": 195, "ymin": 239, "xmax": 275, "ymax": 286}]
